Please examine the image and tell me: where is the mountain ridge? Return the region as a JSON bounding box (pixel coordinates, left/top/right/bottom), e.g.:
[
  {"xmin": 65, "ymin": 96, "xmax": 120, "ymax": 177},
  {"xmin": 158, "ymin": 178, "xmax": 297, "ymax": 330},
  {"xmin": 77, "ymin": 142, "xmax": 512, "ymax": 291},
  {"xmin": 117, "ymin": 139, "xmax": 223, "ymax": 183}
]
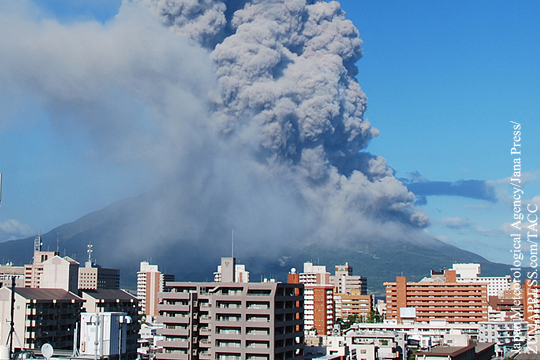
[{"xmin": 0, "ymin": 192, "xmax": 513, "ymax": 294}]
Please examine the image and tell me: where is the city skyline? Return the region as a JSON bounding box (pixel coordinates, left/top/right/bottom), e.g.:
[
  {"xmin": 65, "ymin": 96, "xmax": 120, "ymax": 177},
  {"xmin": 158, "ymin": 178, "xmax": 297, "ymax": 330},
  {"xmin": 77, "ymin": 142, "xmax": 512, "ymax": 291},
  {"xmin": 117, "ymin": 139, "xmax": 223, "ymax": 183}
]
[{"xmin": 0, "ymin": 0, "xmax": 539, "ymax": 265}]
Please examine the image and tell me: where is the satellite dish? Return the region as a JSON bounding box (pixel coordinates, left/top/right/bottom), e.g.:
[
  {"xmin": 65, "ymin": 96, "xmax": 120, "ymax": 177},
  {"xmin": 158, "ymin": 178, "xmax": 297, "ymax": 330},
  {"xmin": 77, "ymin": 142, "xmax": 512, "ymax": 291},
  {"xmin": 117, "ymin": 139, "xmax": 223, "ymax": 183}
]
[{"xmin": 41, "ymin": 343, "xmax": 54, "ymax": 359}]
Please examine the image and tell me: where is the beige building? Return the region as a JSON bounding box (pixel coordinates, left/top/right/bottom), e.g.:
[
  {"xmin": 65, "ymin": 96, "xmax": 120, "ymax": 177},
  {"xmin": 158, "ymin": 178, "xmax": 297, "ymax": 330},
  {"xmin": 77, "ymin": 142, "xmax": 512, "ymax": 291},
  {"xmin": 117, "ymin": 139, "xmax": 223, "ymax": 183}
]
[
  {"xmin": 330, "ymin": 262, "xmax": 367, "ymax": 295},
  {"xmin": 156, "ymin": 281, "xmax": 304, "ymax": 360},
  {"xmin": 24, "ymin": 250, "xmax": 58, "ymax": 288},
  {"xmin": 0, "ymin": 287, "xmax": 83, "ymax": 351},
  {"xmin": 137, "ymin": 262, "xmax": 174, "ymax": 318},
  {"xmin": 40, "ymin": 255, "xmax": 79, "ymax": 293},
  {"xmin": 0, "ymin": 264, "xmax": 24, "ymax": 288},
  {"xmin": 334, "ymin": 289, "xmax": 372, "ymax": 321},
  {"xmin": 79, "ymin": 266, "xmax": 120, "ymax": 290}
]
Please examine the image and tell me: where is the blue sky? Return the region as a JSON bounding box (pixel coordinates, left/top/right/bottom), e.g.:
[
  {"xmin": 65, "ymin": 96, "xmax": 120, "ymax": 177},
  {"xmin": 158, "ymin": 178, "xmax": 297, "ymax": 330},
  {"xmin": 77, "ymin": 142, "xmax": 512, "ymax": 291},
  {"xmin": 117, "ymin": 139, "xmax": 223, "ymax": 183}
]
[{"xmin": 0, "ymin": 0, "xmax": 539, "ymax": 265}]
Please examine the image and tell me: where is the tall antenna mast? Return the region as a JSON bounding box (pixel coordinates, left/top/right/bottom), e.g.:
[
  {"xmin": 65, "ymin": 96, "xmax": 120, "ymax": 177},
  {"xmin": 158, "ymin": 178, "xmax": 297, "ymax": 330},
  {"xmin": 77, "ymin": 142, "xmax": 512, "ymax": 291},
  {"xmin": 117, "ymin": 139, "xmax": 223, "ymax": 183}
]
[
  {"xmin": 231, "ymin": 229, "xmax": 234, "ymax": 258},
  {"xmin": 86, "ymin": 244, "xmax": 93, "ymax": 267}
]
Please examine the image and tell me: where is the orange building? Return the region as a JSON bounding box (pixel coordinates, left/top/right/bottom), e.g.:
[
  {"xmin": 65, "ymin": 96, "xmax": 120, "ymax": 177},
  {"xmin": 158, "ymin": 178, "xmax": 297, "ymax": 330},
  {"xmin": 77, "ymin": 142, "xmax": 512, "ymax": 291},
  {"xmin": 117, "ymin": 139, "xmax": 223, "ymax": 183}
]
[
  {"xmin": 289, "ymin": 267, "xmax": 334, "ymax": 335},
  {"xmin": 384, "ymin": 270, "xmax": 488, "ymax": 324}
]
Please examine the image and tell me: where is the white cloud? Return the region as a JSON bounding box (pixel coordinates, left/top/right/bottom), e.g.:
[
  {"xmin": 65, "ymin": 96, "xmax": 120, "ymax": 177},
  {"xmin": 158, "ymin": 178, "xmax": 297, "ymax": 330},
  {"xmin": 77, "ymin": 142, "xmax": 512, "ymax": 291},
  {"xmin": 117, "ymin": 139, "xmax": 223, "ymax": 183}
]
[{"xmin": 0, "ymin": 219, "xmax": 34, "ymax": 240}]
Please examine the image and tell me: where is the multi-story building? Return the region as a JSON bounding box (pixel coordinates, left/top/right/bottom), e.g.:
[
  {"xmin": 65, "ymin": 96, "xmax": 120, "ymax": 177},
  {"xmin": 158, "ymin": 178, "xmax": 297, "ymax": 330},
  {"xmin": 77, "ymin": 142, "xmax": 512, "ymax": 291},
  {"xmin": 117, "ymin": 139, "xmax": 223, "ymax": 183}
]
[
  {"xmin": 78, "ymin": 243, "xmax": 120, "ymax": 290},
  {"xmin": 385, "ymin": 270, "xmax": 488, "ymax": 324},
  {"xmin": 348, "ymin": 319, "xmax": 480, "ymax": 346},
  {"xmin": 155, "ymin": 281, "xmax": 304, "ymax": 360},
  {"xmin": 137, "ymin": 262, "xmax": 174, "ymax": 319},
  {"xmin": 0, "ymin": 264, "xmax": 24, "ymax": 288},
  {"xmin": 81, "ymin": 289, "xmax": 140, "ymax": 359},
  {"xmin": 299, "ymin": 262, "xmax": 329, "ymax": 285},
  {"xmin": 330, "ymin": 262, "xmax": 367, "ymax": 295},
  {"xmin": 290, "ymin": 267, "xmax": 333, "ymax": 336},
  {"xmin": 40, "ymin": 255, "xmax": 79, "ymax": 293},
  {"xmin": 79, "ymin": 265, "xmax": 120, "ymax": 290},
  {"xmin": 334, "ymin": 289, "xmax": 372, "ymax": 321},
  {"xmin": 23, "ymin": 233, "xmax": 59, "ymax": 289},
  {"xmin": 0, "ymin": 287, "xmax": 84, "ymax": 351},
  {"xmin": 214, "ymin": 257, "xmax": 250, "ymax": 283},
  {"xmin": 478, "ymin": 321, "xmax": 528, "ymax": 358},
  {"xmin": 452, "ymin": 263, "xmax": 510, "ymax": 297}
]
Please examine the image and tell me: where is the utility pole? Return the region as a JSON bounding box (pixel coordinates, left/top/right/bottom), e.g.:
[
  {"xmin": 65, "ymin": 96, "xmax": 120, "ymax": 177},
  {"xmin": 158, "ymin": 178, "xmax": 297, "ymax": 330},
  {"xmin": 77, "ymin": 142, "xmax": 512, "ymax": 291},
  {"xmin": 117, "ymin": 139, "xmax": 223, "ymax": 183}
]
[{"xmin": 9, "ymin": 276, "xmax": 15, "ymax": 360}]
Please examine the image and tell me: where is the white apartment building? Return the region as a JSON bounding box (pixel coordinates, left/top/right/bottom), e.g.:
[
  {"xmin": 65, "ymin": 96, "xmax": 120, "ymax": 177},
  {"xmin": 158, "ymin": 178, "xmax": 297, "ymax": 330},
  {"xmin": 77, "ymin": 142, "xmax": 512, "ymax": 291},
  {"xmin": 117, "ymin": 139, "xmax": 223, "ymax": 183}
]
[
  {"xmin": 478, "ymin": 321, "xmax": 528, "ymax": 358},
  {"xmin": 452, "ymin": 263, "xmax": 510, "ymax": 297},
  {"xmin": 296, "ymin": 264, "xmax": 334, "ymax": 335},
  {"xmin": 299, "ymin": 262, "xmax": 330, "ymax": 285},
  {"xmin": 347, "ymin": 319, "xmax": 480, "ymax": 348}
]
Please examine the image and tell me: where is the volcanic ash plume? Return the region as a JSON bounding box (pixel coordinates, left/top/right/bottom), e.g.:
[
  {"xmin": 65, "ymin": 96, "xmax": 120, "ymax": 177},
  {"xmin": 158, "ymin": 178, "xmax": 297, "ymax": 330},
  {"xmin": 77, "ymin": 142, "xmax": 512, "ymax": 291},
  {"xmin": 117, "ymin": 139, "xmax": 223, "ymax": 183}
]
[
  {"xmin": 0, "ymin": 0, "xmax": 430, "ymax": 262},
  {"xmin": 140, "ymin": 0, "xmax": 429, "ymax": 249}
]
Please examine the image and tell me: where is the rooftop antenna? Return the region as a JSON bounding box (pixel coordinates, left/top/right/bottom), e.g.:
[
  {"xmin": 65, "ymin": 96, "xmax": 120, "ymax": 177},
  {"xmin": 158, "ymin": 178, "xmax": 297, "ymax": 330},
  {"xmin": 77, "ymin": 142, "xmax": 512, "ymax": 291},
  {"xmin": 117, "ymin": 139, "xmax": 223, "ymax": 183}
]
[
  {"xmin": 56, "ymin": 233, "xmax": 60, "ymax": 254},
  {"xmin": 86, "ymin": 244, "xmax": 93, "ymax": 267},
  {"xmin": 232, "ymin": 229, "xmax": 234, "ymax": 258},
  {"xmin": 34, "ymin": 230, "xmax": 43, "ymax": 252}
]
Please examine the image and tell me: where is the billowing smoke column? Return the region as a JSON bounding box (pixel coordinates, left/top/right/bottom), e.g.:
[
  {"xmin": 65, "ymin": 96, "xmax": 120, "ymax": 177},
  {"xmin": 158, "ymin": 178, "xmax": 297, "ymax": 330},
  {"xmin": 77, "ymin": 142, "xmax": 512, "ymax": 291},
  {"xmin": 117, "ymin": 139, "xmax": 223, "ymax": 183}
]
[
  {"xmin": 0, "ymin": 0, "xmax": 430, "ymax": 263},
  {"xmin": 143, "ymin": 0, "xmax": 429, "ymax": 236}
]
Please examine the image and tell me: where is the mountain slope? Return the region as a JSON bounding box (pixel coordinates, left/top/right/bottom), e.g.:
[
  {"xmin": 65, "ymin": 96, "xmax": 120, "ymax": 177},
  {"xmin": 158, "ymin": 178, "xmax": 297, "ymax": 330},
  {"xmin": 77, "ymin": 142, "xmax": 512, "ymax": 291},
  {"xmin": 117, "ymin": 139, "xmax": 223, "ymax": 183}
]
[{"xmin": 0, "ymin": 192, "xmax": 513, "ymax": 294}]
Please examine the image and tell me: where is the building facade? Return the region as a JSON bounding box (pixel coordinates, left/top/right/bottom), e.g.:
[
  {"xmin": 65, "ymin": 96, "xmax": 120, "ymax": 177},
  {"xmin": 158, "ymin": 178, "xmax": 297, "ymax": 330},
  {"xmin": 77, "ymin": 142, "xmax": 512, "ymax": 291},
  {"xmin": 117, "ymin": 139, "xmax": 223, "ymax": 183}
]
[
  {"xmin": 334, "ymin": 289, "xmax": 372, "ymax": 321},
  {"xmin": 385, "ymin": 270, "xmax": 488, "ymax": 324},
  {"xmin": 40, "ymin": 256, "xmax": 79, "ymax": 293},
  {"xmin": 137, "ymin": 262, "xmax": 174, "ymax": 319},
  {"xmin": 214, "ymin": 257, "xmax": 250, "ymax": 283},
  {"xmin": 452, "ymin": 263, "xmax": 510, "ymax": 297},
  {"xmin": 478, "ymin": 321, "xmax": 527, "ymax": 358},
  {"xmin": 0, "ymin": 264, "xmax": 24, "ymax": 288},
  {"xmin": 330, "ymin": 263, "xmax": 367, "ymax": 295},
  {"xmin": 155, "ymin": 281, "xmax": 304, "ymax": 360},
  {"xmin": 79, "ymin": 266, "xmax": 120, "ymax": 290},
  {"xmin": 0, "ymin": 287, "xmax": 83, "ymax": 351},
  {"xmin": 81, "ymin": 289, "xmax": 140, "ymax": 359}
]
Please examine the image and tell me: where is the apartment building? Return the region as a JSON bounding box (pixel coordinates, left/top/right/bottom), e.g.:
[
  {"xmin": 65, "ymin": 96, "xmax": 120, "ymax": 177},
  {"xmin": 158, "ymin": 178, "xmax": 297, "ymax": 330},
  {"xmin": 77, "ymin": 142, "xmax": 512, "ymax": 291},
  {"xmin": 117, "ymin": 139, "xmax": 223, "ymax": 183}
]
[
  {"xmin": 24, "ymin": 233, "xmax": 57, "ymax": 289},
  {"xmin": 40, "ymin": 255, "xmax": 79, "ymax": 293},
  {"xmin": 137, "ymin": 261, "xmax": 174, "ymax": 319},
  {"xmin": 385, "ymin": 270, "xmax": 488, "ymax": 324},
  {"xmin": 0, "ymin": 287, "xmax": 84, "ymax": 351},
  {"xmin": 330, "ymin": 262, "xmax": 367, "ymax": 295},
  {"xmin": 452, "ymin": 263, "xmax": 510, "ymax": 297},
  {"xmin": 334, "ymin": 289, "xmax": 372, "ymax": 321},
  {"xmin": 478, "ymin": 321, "xmax": 527, "ymax": 358},
  {"xmin": 0, "ymin": 264, "xmax": 24, "ymax": 288},
  {"xmin": 291, "ymin": 266, "xmax": 334, "ymax": 336},
  {"xmin": 299, "ymin": 262, "xmax": 329, "ymax": 285},
  {"xmin": 155, "ymin": 281, "xmax": 304, "ymax": 360}
]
